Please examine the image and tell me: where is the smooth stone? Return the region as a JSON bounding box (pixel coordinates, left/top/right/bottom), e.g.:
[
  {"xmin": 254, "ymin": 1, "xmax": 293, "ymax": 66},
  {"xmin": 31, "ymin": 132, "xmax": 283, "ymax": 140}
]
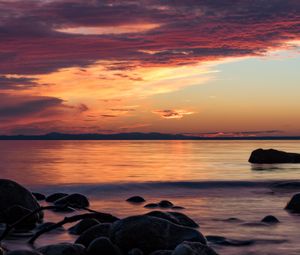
[
  {"xmin": 87, "ymin": 237, "xmax": 121, "ymax": 255},
  {"xmin": 168, "ymin": 212, "xmax": 198, "ymax": 228},
  {"xmin": 32, "ymin": 193, "xmax": 46, "ymax": 201},
  {"xmin": 144, "ymin": 203, "xmax": 159, "ymax": 209},
  {"xmin": 6, "ymin": 251, "xmax": 42, "ymax": 255},
  {"xmin": 110, "ymin": 215, "xmax": 206, "ymax": 254},
  {"xmin": 206, "ymin": 235, "xmax": 254, "ymax": 246},
  {"xmin": 69, "ymin": 218, "xmax": 100, "ymax": 235},
  {"xmin": 2, "ymin": 205, "xmax": 37, "ymax": 231},
  {"xmin": 249, "ymin": 148, "xmax": 300, "ymax": 164},
  {"xmin": 145, "ymin": 211, "xmax": 198, "ymax": 228},
  {"xmin": 261, "ymin": 215, "xmax": 280, "ymax": 224},
  {"xmin": 271, "ymin": 181, "xmax": 300, "ymax": 190},
  {"xmin": 158, "ymin": 200, "xmax": 174, "ymax": 208},
  {"xmin": 37, "ymin": 243, "xmax": 86, "ymax": 255},
  {"xmin": 0, "ymin": 179, "xmax": 42, "ymax": 223},
  {"xmin": 286, "ymin": 193, "xmax": 300, "ymax": 213},
  {"xmin": 36, "ymin": 222, "xmax": 64, "ymax": 233},
  {"xmin": 126, "ymin": 196, "xmax": 146, "ymax": 203},
  {"xmin": 128, "ymin": 248, "xmax": 144, "ymax": 255},
  {"xmin": 54, "ymin": 193, "xmax": 89, "ymax": 208},
  {"xmin": 75, "ymin": 223, "xmax": 112, "ymax": 247},
  {"xmin": 45, "ymin": 193, "xmax": 68, "ymax": 203},
  {"xmin": 173, "ymin": 241, "xmax": 218, "ymax": 255},
  {"xmin": 88, "ymin": 212, "xmax": 119, "ymax": 223}
]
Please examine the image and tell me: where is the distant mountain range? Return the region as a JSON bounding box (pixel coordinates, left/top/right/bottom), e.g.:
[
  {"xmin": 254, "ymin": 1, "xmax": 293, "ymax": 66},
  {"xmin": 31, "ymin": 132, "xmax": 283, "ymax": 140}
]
[{"xmin": 0, "ymin": 132, "xmax": 300, "ymax": 140}]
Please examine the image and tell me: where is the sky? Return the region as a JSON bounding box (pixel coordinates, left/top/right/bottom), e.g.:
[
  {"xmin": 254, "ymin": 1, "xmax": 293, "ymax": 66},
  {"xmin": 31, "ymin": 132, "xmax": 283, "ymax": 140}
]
[{"xmin": 0, "ymin": 0, "xmax": 300, "ymax": 136}]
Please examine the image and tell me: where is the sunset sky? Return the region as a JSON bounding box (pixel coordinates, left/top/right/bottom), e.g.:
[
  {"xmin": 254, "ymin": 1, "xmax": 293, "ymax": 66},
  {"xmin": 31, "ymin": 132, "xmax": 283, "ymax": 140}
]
[{"xmin": 0, "ymin": 0, "xmax": 300, "ymax": 136}]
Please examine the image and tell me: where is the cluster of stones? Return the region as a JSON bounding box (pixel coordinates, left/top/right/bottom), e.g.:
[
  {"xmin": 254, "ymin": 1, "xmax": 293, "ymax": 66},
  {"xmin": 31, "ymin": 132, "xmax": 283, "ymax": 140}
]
[{"xmin": 0, "ymin": 179, "xmax": 217, "ymax": 255}]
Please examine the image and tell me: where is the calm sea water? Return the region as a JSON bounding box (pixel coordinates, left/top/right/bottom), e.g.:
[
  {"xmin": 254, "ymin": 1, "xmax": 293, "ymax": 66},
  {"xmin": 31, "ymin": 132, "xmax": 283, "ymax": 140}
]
[{"xmin": 1, "ymin": 140, "xmax": 300, "ymax": 254}]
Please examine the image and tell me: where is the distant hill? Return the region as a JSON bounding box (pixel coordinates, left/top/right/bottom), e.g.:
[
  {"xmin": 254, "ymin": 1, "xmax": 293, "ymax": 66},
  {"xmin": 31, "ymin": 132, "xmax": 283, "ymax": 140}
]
[{"xmin": 0, "ymin": 132, "xmax": 300, "ymax": 140}]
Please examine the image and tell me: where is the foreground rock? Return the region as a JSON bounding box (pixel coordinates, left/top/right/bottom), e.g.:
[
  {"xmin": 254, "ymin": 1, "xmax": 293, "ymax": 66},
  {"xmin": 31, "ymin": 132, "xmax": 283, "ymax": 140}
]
[
  {"xmin": 75, "ymin": 223, "xmax": 112, "ymax": 247},
  {"xmin": 249, "ymin": 148, "xmax": 300, "ymax": 164},
  {"xmin": 110, "ymin": 215, "xmax": 206, "ymax": 254},
  {"xmin": 0, "ymin": 179, "xmax": 42, "ymax": 225},
  {"xmin": 37, "ymin": 243, "xmax": 85, "ymax": 255},
  {"xmin": 145, "ymin": 211, "xmax": 199, "ymax": 228},
  {"xmin": 69, "ymin": 218, "xmax": 100, "ymax": 235},
  {"xmin": 54, "ymin": 193, "xmax": 89, "ymax": 208},
  {"xmin": 285, "ymin": 193, "xmax": 300, "ymax": 213},
  {"xmin": 87, "ymin": 237, "xmax": 121, "ymax": 255},
  {"xmin": 173, "ymin": 241, "xmax": 218, "ymax": 255},
  {"xmin": 45, "ymin": 193, "xmax": 68, "ymax": 203}
]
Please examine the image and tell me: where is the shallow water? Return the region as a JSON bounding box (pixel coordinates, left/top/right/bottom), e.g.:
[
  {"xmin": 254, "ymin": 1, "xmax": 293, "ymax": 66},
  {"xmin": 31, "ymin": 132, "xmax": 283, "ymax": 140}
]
[{"xmin": 1, "ymin": 140, "xmax": 300, "ymax": 254}]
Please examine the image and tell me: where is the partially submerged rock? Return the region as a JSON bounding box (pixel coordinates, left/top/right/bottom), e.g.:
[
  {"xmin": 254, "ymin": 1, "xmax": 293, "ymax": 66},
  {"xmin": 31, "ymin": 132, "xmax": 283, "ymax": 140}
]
[
  {"xmin": 69, "ymin": 218, "xmax": 100, "ymax": 235},
  {"xmin": 110, "ymin": 215, "xmax": 206, "ymax": 254},
  {"xmin": 75, "ymin": 223, "xmax": 112, "ymax": 247},
  {"xmin": 249, "ymin": 148, "xmax": 300, "ymax": 164},
  {"xmin": 145, "ymin": 211, "xmax": 198, "ymax": 228},
  {"xmin": 32, "ymin": 192, "xmax": 46, "ymax": 201},
  {"xmin": 45, "ymin": 193, "xmax": 68, "ymax": 203},
  {"xmin": 261, "ymin": 215, "xmax": 280, "ymax": 224},
  {"xmin": 54, "ymin": 193, "xmax": 89, "ymax": 208},
  {"xmin": 285, "ymin": 193, "xmax": 300, "ymax": 213},
  {"xmin": 126, "ymin": 196, "xmax": 146, "ymax": 203},
  {"xmin": 0, "ymin": 179, "xmax": 42, "ymax": 224},
  {"xmin": 158, "ymin": 200, "xmax": 174, "ymax": 208}
]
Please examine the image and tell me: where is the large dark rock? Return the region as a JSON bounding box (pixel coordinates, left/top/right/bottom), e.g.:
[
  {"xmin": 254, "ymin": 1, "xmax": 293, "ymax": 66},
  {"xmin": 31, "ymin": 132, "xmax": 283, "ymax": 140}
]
[
  {"xmin": 75, "ymin": 223, "xmax": 112, "ymax": 247},
  {"xmin": 285, "ymin": 193, "xmax": 300, "ymax": 213},
  {"xmin": 2, "ymin": 205, "xmax": 38, "ymax": 230},
  {"xmin": 145, "ymin": 211, "xmax": 198, "ymax": 228},
  {"xmin": 0, "ymin": 179, "xmax": 42, "ymax": 224},
  {"xmin": 87, "ymin": 237, "xmax": 121, "ymax": 255},
  {"xmin": 37, "ymin": 243, "xmax": 86, "ymax": 255},
  {"xmin": 54, "ymin": 193, "xmax": 89, "ymax": 208},
  {"xmin": 249, "ymin": 148, "xmax": 300, "ymax": 164},
  {"xmin": 45, "ymin": 193, "xmax": 68, "ymax": 203},
  {"xmin": 69, "ymin": 218, "xmax": 100, "ymax": 235},
  {"xmin": 110, "ymin": 215, "xmax": 206, "ymax": 254},
  {"xmin": 128, "ymin": 248, "xmax": 144, "ymax": 255},
  {"xmin": 32, "ymin": 192, "xmax": 46, "ymax": 201},
  {"xmin": 173, "ymin": 241, "xmax": 218, "ymax": 255}
]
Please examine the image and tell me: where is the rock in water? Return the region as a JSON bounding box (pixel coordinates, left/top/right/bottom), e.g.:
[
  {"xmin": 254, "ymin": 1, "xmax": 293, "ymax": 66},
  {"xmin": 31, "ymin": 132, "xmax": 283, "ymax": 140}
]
[
  {"xmin": 249, "ymin": 148, "xmax": 300, "ymax": 164},
  {"xmin": 87, "ymin": 237, "xmax": 121, "ymax": 255},
  {"xmin": 285, "ymin": 193, "xmax": 300, "ymax": 213},
  {"xmin": 54, "ymin": 193, "xmax": 89, "ymax": 208},
  {"xmin": 2, "ymin": 205, "xmax": 38, "ymax": 230},
  {"xmin": 37, "ymin": 243, "xmax": 85, "ymax": 255},
  {"xmin": 32, "ymin": 192, "xmax": 46, "ymax": 201},
  {"xmin": 75, "ymin": 223, "xmax": 112, "ymax": 247},
  {"xmin": 261, "ymin": 215, "xmax": 280, "ymax": 224},
  {"xmin": 173, "ymin": 241, "xmax": 218, "ymax": 255},
  {"xmin": 110, "ymin": 215, "xmax": 206, "ymax": 254},
  {"xmin": 46, "ymin": 193, "xmax": 68, "ymax": 203},
  {"xmin": 0, "ymin": 179, "xmax": 42, "ymax": 224},
  {"xmin": 69, "ymin": 218, "xmax": 100, "ymax": 235},
  {"xmin": 126, "ymin": 196, "xmax": 146, "ymax": 203}
]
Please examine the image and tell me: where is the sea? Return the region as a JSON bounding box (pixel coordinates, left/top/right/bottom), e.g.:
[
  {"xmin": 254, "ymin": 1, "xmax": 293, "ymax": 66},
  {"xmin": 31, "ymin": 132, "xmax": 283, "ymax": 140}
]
[{"xmin": 1, "ymin": 140, "xmax": 300, "ymax": 254}]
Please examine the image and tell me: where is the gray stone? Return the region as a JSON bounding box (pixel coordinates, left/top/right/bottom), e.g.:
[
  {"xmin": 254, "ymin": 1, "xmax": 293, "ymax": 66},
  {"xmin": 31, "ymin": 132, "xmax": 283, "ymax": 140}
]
[
  {"xmin": 173, "ymin": 241, "xmax": 218, "ymax": 255},
  {"xmin": 87, "ymin": 237, "xmax": 121, "ymax": 255}
]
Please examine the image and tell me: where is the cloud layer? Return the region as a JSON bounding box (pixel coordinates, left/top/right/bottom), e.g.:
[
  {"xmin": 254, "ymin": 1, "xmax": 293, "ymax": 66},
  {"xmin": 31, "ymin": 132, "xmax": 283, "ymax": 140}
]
[{"xmin": 0, "ymin": 0, "xmax": 300, "ymax": 75}]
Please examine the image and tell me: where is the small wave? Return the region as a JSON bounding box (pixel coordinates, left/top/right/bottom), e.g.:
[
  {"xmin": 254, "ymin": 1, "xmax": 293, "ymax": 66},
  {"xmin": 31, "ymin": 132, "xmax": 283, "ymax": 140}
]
[{"xmin": 31, "ymin": 180, "xmax": 278, "ymax": 197}]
